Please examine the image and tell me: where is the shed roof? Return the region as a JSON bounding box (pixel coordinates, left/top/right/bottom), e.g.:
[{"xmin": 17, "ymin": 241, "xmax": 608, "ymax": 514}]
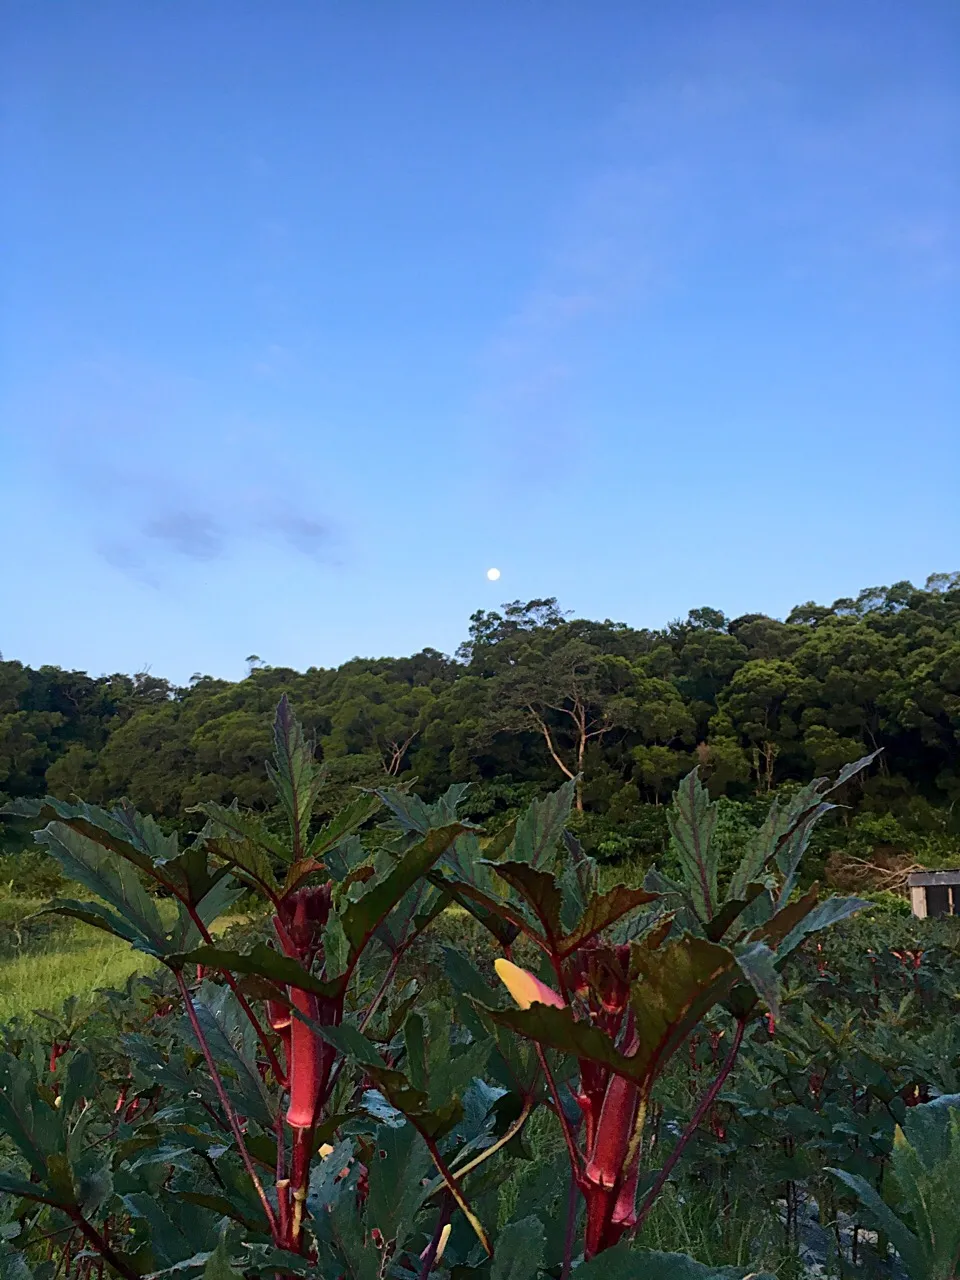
[{"xmin": 907, "ymin": 871, "xmax": 960, "ymax": 887}]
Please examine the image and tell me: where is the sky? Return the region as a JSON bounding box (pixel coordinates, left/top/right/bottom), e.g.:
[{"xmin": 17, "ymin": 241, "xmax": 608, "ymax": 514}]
[{"xmin": 1, "ymin": 1, "xmax": 957, "ymax": 684}]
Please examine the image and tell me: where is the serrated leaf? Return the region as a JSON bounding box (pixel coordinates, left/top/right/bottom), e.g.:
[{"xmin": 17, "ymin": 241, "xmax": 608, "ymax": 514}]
[
  {"xmin": 489, "ymin": 861, "xmax": 564, "ymax": 945},
  {"xmin": 172, "ymin": 944, "xmax": 342, "ymax": 998},
  {"xmin": 266, "ymin": 696, "xmax": 325, "ymax": 859},
  {"xmin": 0, "ymin": 1171, "xmax": 58, "ymax": 1205},
  {"xmin": 194, "ymin": 802, "xmax": 289, "ymax": 866},
  {"xmin": 339, "ymin": 824, "xmax": 466, "ymax": 956},
  {"xmin": 34, "ymin": 823, "xmax": 168, "ymax": 955},
  {"xmin": 182, "ymin": 986, "xmax": 275, "ymax": 1128},
  {"xmin": 560, "ymin": 884, "xmax": 658, "ymax": 956},
  {"xmin": 827, "ymin": 1168, "xmax": 923, "ymax": 1279},
  {"xmin": 307, "ymin": 792, "xmax": 381, "ymax": 859},
  {"xmin": 775, "ymin": 896, "xmax": 869, "ymax": 960},
  {"xmin": 39, "ymin": 900, "xmax": 166, "ymax": 957},
  {"xmin": 309, "ymin": 1022, "xmax": 463, "ymax": 1139},
  {"xmin": 202, "ymin": 1237, "xmax": 245, "ymax": 1280},
  {"xmin": 365, "ymin": 1123, "xmax": 431, "ymax": 1252},
  {"xmin": 491, "ymin": 1215, "xmax": 545, "ymax": 1279},
  {"xmin": 0, "ymin": 1248, "xmax": 33, "ymax": 1280},
  {"xmin": 576, "ymin": 1245, "xmax": 776, "ymax": 1279},
  {"xmin": 404, "ymin": 1012, "xmax": 428, "ymax": 1093},
  {"xmin": 322, "ymin": 914, "xmax": 349, "ymax": 979},
  {"xmin": 734, "ymin": 941, "xmax": 780, "ymax": 1019},
  {"xmin": 668, "ymin": 769, "xmax": 719, "ymax": 922},
  {"xmin": 43, "ymin": 1154, "xmax": 76, "ymax": 1209},
  {"xmin": 172, "ymin": 1194, "xmax": 267, "ymax": 1234},
  {"xmin": 482, "ymin": 1002, "xmax": 643, "ymax": 1082},
  {"xmin": 508, "ymin": 781, "xmax": 576, "ymax": 867},
  {"xmin": 0, "ymin": 1056, "xmax": 55, "ymax": 1178},
  {"xmin": 629, "ymin": 934, "xmax": 739, "ymax": 1084},
  {"xmin": 703, "ymin": 883, "xmax": 766, "ymax": 942}
]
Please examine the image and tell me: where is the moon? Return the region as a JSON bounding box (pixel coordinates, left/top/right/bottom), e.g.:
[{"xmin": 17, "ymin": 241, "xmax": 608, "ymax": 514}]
[{"xmin": 486, "ymin": 567, "xmax": 501, "ymax": 581}]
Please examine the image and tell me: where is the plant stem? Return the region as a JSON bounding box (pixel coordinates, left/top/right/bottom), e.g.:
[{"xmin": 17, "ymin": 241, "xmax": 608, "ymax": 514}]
[
  {"xmin": 634, "ymin": 1017, "xmax": 746, "ymax": 1233},
  {"xmin": 423, "ymin": 1096, "xmax": 535, "ymax": 1199},
  {"xmin": 416, "ymin": 1124, "xmax": 492, "ymax": 1257},
  {"xmin": 418, "ymin": 1195, "xmax": 454, "ymax": 1278},
  {"xmin": 66, "ymin": 1210, "xmax": 139, "ymax": 1280},
  {"xmin": 321, "ymin": 948, "xmax": 404, "ymax": 1106},
  {"xmin": 560, "ymin": 1166, "xmax": 579, "ymax": 1280},
  {"xmin": 622, "ymin": 1091, "xmax": 649, "ymax": 1177},
  {"xmin": 536, "ymin": 1044, "xmax": 583, "ymax": 1180},
  {"xmin": 187, "ymin": 908, "xmax": 288, "ymax": 1087},
  {"xmin": 174, "ymin": 969, "xmax": 279, "ymax": 1239}
]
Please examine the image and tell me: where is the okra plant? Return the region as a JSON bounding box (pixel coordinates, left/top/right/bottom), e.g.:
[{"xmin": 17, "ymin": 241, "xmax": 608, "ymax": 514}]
[{"xmin": 0, "ymin": 700, "xmax": 874, "ymax": 1278}]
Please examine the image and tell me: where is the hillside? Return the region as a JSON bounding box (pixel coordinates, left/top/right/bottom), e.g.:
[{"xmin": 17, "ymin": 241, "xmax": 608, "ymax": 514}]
[{"xmin": 2, "ymin": 573, "xmax": 959, "ymax": 870}]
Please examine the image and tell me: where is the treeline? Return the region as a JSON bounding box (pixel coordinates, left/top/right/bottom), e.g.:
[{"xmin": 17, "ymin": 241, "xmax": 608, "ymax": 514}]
[{"xmin": 2, "ymin": 573, "xmax": 959, "ymax": 864}]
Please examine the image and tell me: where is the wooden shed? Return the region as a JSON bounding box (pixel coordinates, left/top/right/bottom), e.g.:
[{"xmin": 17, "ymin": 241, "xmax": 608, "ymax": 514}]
[{"xmin": 907, "ymin": 870, "xmax": 960, "ymax": 918}]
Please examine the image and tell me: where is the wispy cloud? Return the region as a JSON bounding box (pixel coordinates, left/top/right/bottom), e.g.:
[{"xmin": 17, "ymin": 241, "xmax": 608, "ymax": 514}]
[
  {"xmin": 15, "ymin": 354, "xmax": 342, "ymax": 583},
  {"xmin": 470, "ymin": 31, "xmax": 958, "ymax": 490},
  {"xmin": 143, "ymin": 510, "xmax": 224, "ymax": 559}
]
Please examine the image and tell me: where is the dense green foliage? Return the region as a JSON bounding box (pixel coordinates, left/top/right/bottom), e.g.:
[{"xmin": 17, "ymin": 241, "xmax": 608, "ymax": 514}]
[
  {"xmin": 1, "ymin": 699, "xmax": 959, "ymax": 1279},
  {"xmin": 2, "ymin": 578, "xmax": 959, "ymax": 873}
]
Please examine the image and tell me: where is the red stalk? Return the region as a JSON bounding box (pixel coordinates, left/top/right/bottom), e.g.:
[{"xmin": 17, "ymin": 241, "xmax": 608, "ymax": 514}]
[
  {"xmin": 286, "ymin": 988, "xmax": 322, "ymax": 1129},
  {"xmin": 583, "ymin": 1072, "xmax": 640, "ymax": 1258}
]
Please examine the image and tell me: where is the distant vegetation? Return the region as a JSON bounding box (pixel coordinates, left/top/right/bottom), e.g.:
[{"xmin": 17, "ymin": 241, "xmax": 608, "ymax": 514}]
[{"xmin": 2, "ymin": 573, "xmax": 959, "ymax": 879}]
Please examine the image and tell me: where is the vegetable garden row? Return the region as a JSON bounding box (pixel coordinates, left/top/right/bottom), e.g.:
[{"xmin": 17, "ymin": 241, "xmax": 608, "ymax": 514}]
[{"xmin": 1, "ymin": 700, "xmax": 957, "ymax": 1280}]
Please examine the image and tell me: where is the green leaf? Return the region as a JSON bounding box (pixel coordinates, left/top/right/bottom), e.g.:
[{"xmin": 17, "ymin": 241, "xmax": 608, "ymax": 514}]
[
  {"xmin": 174, "ymin": 1194, "xmax": 267, "ymax": 1234},
  {"xmin": 173, "ymin": 943, "xmax": 342, "ymax": 998},
  {"xmin": 374, "ymin": 781, "xmax": 471, "ymax": 836},
  {"xmin": 34, "ymin": 823, "xmax": 168, "ymax": 955},
  {"xmin": 310, "ymin": 1023, "xmax": 463, "ymax": 1139},
  {"xmin": 560, "ymin": 884, "xmax": 658, "ymax": 956},
  {"xmin": 489, "ymin": 861, "xmax": 564, "ymax": 946},
  {"xmin": 668, "ymin": 769, "xmax": 720, "ymax": 922},
  {"xmin": 43, "ymin": 1154, "xmax": 76, "ymax": 1209},
  {"xmin": 0, "ymin": 1055, "xmax": 57, "ymax": 1179},
  {"xmin": 576, "ymin": 1245, "xmax": 775, "ymax": 1279},
  {"xmin": 734, "ymin": 941, "xmax": 780, "ymax": 1019},
  {"xmin": 703, "ymin": 884, "xmax": 766, "ymax": 942},
  {"xmin": 775, "ymin": 896, "xmax": 869, "ymax": 959},
  {"xmin": 508, "ymin": 781, "xmax": 576, "ymax": 867},
  {"xmin": 404, "ymin": 1012, "xmax": 428, "ymax": 1093},
  {"xmin": 194, "ymin": 801, "xmax": 289, "ymax": 866},
  {"xmin": 5, "ymin": 795, "xmax": 169, "ymax": 881},
  {"xmin": 322, "ymin": 913, "xmax": 349, "ymax": 979},
  {"xmin": 491, "ymin": 1215, "xmax": 545, "ymax": 1279},
  {"xmin": 307, "ymin": 791, "xmax": 381, "ymax": 859},
  {"xmin": 0, "ymin": 1171, "xmax": 58, "ymax": 1205},
  {"xmin": 8, "ymin": 797, "xmax": 235, "ymax": 910},
  {"xmin": 628, "ymin": 934, "xmax": 739, "ymax": 1086},
  {"xmin": 828, "ymin": 1167, "xmax": 924, "ymax": 1279},
  {"xmin": 339, "ymin": 823, "xmax": 466, "ymax": 957},
  {"xmin": 482, "ymin": 1002, "xmax": 643, "ymax": 1083},
  {"xmin": 183, "ymin": 986, "xmax": 275, "ymax": 1128},
  {"xmin": 39, "ymin": 900, "xmax": 165, "ymax": 957},
  {"xmin": 365, "ymin": 1123, "xmax": 432, "ymax": 1254},
  {"xmin": 484, "ymin": 932, "xmax": 738, "ymax": 1092},
  {"xmin": 203, "ymin": 1236, "xmax": 245, "ymax": 1280},
  {"xmin": 0, "ymin": 1246, "xmax": 33, "ymax": 1280},
  {"xmin": 266, "ymin": 696, "xmax": 325, "ymax": 859}
]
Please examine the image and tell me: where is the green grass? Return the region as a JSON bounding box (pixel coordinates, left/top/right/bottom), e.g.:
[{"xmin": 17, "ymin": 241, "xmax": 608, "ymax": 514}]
[
  {"xmin": 0, "ymin": 896, "xmax": 249, "ymax": 1024},
  {"xmin": 0, "ymin": 931, "xmax": 156, "ymax": 1023}
]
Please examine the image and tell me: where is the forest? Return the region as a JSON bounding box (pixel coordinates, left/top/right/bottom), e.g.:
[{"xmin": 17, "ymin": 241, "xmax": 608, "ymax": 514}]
[
  {"xmin": 2, "ymin": 573, "xmax": 960, "ymax": 1279},
  {"xmin": 3, "ymin": 573, "xmax": 959, "ymax": 878}
]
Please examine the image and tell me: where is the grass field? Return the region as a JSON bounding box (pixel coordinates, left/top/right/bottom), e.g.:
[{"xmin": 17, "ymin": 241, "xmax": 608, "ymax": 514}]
[
  {"xmin": 0, "ymin": 931, "xmax": 156, "ymax": 1023},
  {"xmin": 0, "ymin": 897, "xmax": 159, "ymax": 1023}
]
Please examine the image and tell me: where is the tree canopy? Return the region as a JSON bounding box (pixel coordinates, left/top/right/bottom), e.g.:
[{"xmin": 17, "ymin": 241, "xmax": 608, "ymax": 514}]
[{"xmin": 2, "ymin": 574, "xmax": 959, "ymax": 859}]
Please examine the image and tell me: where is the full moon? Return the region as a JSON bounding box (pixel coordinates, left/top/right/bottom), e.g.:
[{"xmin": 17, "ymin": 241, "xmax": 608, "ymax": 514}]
[{"xmin": 486, "ymin": 567, "xmax": 501, "ymax": 581}]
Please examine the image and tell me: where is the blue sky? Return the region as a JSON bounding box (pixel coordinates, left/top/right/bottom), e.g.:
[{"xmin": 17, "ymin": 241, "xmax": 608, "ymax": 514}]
[{"xmin": 1, "ymin": 1, "xmax": 957, "ymax": 684}]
